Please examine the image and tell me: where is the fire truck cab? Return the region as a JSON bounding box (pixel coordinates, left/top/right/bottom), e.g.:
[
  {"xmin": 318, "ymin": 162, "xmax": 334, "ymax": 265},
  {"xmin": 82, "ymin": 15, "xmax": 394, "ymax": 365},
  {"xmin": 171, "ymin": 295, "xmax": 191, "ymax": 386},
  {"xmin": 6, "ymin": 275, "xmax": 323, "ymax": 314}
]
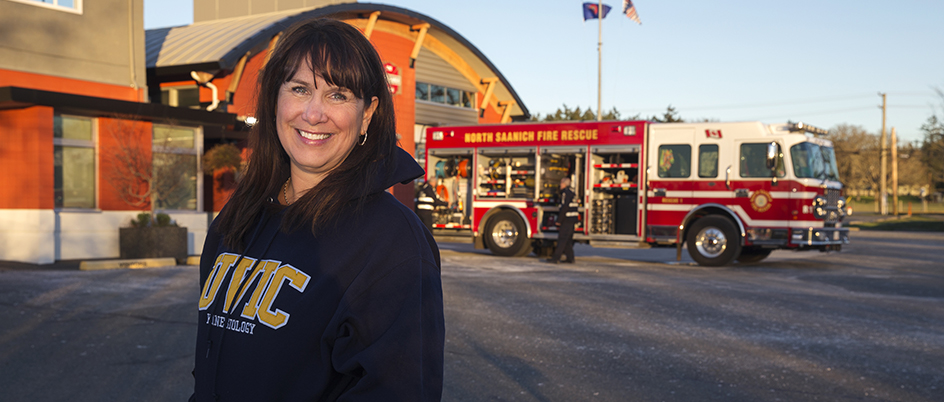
[{"xmin": 423, "ymin": 120, "xmax": 849, "ymax": 266}]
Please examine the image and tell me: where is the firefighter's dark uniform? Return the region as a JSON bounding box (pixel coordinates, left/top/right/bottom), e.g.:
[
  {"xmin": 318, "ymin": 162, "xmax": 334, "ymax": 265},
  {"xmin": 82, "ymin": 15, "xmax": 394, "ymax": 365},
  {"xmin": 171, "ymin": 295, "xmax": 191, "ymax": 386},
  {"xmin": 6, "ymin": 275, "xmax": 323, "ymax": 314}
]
[
  {"xmin": 550, "ymin": 187, "xmax": 578, "ymax": 263},
  {"xmin": 416, "ymin": 181, "xmax": 447, "ymax": 231}
]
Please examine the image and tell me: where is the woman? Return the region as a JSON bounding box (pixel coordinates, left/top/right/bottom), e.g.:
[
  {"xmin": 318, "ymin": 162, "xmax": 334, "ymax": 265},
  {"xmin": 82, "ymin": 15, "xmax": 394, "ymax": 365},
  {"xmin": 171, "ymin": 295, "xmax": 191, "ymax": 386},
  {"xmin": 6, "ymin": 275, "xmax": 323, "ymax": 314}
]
[{"xmin": 191, "ymin": 19, "xmax": 444, "ymax": 401}]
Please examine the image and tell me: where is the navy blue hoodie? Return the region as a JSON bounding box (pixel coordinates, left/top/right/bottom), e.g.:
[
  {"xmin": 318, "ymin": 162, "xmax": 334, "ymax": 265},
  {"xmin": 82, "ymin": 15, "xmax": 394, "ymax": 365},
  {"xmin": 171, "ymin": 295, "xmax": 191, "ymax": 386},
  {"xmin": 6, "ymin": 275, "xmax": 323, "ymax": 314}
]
[{"xmin": 192, "ymin": 148, "xmax": 444, "ymax": 401}]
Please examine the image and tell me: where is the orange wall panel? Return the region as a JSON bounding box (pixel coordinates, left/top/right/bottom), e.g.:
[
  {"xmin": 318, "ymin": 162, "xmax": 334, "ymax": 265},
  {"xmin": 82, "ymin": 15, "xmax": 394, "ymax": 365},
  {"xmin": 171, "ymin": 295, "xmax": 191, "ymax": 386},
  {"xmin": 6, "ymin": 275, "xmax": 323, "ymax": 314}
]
[
  {"xmin": 228, "ymin": 51, "xmax": 266, "ymax": 118},
  {"xmin": 0, "ymin": 69, "xmax": 143, "ymax": 102},
  {"xmin": 0, "ymin": 107, "xmax": 54, "ymax": 209},
  {"xmin": 370, "ymin": 30, "xmax": 417, "ymax": 159},
  {"xmin": 478, "ymin": 92, "xmax": 503, "ymax": 124}
]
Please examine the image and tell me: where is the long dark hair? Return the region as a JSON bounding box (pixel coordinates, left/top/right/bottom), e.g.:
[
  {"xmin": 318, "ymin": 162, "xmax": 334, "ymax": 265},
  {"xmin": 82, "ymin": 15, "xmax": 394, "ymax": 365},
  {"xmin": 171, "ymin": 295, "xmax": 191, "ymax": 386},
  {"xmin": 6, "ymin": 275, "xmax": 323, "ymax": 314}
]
[{"xmin": 216, "ymin": 18, "xmax": 398, "ymax": 251}]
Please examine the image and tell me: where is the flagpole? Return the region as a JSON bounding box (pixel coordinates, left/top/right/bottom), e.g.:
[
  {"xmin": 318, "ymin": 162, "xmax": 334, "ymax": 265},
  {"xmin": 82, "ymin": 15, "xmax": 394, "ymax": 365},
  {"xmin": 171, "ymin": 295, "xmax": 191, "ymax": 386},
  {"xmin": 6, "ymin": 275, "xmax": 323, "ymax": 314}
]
[{"xmin": 597, "ymin": 0, "xmax": 603, "ymax": 121}]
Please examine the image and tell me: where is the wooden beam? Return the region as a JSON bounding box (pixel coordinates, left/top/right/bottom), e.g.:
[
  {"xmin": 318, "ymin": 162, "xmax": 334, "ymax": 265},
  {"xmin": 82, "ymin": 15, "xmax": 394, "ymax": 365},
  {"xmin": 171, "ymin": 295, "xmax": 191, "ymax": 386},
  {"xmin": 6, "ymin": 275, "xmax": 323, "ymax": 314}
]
[
  {"xmin": 479, "ymin": 78, "xmax": 498, "ymax": 117},
  {"xmin": 263, "ymin": 33, "xmax": 281, "ymax": 67},
  {"xmin": 226, "ymin": 52, "xmax": 249, "ymax": 101},
  {"xmin": 363, "ymin": 11, "xmax": 381, "ymax": 39},
  {"xmin": 343, "ymin": 19, "xmax": 520, "ymax": 119},
  {"xmin": 499, "ymin": 100, "xmax": 516, "ymax": 123},
  {"xmin": 348, "ymin": 20, "xmax": 483, "ymax": 92},
  {"xmin": 409, "ymin": 24, "xmax": 430, "ymax": 68}
]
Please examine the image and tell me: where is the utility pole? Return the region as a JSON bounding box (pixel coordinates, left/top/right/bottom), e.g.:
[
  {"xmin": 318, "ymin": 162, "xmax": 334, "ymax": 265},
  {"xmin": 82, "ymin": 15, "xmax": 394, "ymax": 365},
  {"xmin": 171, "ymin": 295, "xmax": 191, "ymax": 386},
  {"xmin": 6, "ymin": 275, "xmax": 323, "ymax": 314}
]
[
  {"xmin": 879, "ymin": 92, "xmax": 887, "ymax": 215},
  {"xmin": 891, "ymin": 127, "xmax": 899, "ymax": 216},
  {"xmin": 596, "ymin": 0, "xmax": 603, "ymax": 121}
]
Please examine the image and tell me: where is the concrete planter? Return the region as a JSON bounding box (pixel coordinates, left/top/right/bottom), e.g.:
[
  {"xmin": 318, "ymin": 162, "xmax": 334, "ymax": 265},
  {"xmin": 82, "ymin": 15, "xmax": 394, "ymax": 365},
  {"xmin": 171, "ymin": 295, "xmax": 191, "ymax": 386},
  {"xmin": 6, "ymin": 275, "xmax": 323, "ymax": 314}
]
[{"xmin": 119, "ymin": 226, "xmax": 187, "ymax": 264}]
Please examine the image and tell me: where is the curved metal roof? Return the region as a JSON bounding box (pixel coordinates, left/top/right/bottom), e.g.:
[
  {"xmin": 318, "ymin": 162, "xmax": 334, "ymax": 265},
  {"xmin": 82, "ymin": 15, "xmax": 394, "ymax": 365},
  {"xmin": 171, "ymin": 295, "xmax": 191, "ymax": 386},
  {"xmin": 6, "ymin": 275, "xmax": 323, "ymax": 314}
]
[{"xmin": 145, "ymin": 2, "xmax": 529, "ymax": 118}]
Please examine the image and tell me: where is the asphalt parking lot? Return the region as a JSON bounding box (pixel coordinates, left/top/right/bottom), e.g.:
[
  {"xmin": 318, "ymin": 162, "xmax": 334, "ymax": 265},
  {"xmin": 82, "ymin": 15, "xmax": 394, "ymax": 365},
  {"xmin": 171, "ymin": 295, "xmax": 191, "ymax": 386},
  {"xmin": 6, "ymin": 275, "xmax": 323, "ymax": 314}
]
[{"xmin": 0, "ymin": 228, "xmax": 942, "ymax": 401}]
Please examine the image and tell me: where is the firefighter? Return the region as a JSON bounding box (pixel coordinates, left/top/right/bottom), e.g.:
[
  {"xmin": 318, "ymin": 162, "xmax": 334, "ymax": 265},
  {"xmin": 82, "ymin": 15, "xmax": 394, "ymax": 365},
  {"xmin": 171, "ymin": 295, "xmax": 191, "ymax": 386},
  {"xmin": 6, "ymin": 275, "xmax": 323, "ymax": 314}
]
[
  {"xmin": 548, "ymin": 177, "xmax": 578, "ymax": 263},
  {"xmin": 416, "ymin": 176, "xmax": 448, "ymax": 231}
]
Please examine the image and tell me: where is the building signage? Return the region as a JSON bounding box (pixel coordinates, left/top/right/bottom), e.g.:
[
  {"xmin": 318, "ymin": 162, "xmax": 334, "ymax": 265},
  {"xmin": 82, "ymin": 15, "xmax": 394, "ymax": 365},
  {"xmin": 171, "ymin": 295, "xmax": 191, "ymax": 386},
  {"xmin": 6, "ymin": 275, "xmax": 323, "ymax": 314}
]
[{"xmin": 384, "ymin": 62, "xmax": 401, "ymax": 95}]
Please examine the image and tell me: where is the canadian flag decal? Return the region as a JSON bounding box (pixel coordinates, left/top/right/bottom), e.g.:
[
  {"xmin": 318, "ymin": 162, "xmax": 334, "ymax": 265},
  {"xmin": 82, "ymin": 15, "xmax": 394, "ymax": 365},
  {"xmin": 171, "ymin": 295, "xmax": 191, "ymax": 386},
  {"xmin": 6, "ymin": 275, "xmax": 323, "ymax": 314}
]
[{"xmin": 705, "ymin": 129, "xmax": 722, "ymax": 139}]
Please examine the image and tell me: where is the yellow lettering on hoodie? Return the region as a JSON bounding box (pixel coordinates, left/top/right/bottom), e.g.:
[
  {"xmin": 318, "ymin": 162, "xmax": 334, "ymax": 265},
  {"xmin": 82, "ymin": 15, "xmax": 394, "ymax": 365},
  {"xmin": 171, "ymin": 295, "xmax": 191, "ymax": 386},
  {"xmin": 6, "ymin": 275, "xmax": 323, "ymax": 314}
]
[
  {"xmin": 222, "ymin": 257, "xmax": 258, "ymax": 314},
  {"xmin": 239, "ymin": 260, "xmax": 282, "ymax": 320},
  {"xmin": 256, "ymin": 265, "xmax": 311, "ymax": 329},
  {"xmin": 199, "ymin": 253, "xmax": 237, "ymax": 310}
]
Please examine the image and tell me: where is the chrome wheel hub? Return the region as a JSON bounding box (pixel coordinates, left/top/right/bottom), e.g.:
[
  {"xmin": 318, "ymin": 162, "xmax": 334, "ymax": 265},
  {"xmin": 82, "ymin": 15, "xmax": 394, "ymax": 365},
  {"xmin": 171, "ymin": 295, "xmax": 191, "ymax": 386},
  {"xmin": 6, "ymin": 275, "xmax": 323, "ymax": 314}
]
[
  {"xmin": 695, "ymin": 227, "xmax": 727, "ymax": 258},
  {"xmin": 491, "ymin": 220, "xmax": 518, "ymax": 248}
]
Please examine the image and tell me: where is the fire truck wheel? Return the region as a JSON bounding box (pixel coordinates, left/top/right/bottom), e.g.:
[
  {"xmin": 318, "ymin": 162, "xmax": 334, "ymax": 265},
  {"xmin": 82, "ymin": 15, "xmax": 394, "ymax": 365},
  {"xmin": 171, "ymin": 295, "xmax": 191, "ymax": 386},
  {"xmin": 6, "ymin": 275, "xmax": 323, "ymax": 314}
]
[
  {"xmin": 484, "ymin": 211, "xmax": 531, "ymax": 257},
  {"xmin": 736, "ymin": 247, "xmax": 773, "ymax": 264},
  {"xmin": 686, "ymin": 216, "xmax": 742, "ymax": 266}
]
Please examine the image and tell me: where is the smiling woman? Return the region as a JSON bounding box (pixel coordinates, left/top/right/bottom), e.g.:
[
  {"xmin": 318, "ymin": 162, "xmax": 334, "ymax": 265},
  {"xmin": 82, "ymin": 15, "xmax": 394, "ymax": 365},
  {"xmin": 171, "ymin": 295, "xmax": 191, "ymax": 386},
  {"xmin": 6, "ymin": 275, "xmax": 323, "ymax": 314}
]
[
  {"xmin": 192, "ymin": 19, "xmax": 445, "ymax": 402},
  {"xmin": 276, "ymin": 67, "xmax": 378, "ymax": 200}
]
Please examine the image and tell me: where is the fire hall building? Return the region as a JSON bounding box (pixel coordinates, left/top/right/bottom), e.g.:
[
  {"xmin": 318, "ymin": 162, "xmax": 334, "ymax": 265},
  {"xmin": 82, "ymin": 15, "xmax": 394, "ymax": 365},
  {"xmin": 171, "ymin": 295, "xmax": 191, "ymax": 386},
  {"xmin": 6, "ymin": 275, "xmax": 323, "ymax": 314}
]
[{"xmin": 0, "ymin": 0, "xmax": 529, "ymax": 264}]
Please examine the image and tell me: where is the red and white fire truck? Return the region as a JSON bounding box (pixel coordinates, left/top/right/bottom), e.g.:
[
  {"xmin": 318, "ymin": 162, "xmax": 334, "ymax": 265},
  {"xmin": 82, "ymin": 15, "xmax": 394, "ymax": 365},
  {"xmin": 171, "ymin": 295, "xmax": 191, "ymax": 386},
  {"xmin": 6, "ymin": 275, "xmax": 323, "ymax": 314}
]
[{"xmin": 423, "ymin": 120, "xmax": 849, "ymax": 266}]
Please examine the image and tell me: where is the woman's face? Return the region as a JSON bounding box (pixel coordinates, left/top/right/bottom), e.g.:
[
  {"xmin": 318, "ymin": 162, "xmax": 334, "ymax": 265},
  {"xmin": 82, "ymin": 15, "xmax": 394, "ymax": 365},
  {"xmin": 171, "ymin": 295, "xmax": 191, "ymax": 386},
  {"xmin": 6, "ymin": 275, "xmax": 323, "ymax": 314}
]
[{"xmin": 276, "ymin": 62, "xmax": 378, "ymax": 187}]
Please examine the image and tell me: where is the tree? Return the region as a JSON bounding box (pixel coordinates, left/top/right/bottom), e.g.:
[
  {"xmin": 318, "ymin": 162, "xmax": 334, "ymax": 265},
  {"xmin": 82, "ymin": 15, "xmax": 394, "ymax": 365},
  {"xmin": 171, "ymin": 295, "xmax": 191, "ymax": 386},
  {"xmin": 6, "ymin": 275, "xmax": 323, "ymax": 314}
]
[
  {"xmin": 649, "ymin": 105, "xmax": 684, "ymax": 123},
  {"xmin": 920, "ymin": 87, "xmax": 944, "ymax": 193},
  {"xmin": 532, "ymin": 104, "xmax": 626, "ymax": 121},
  {"xmin": 828, "ymin": 124, "xmax": 880, "ymax": 196},
  {"xmin": 103, "ymin": 117, "xmax": 196, "ymax": 224},
  {"xmin": 896, "ymin": 141, "xmax": 929, "ymax": 196}
]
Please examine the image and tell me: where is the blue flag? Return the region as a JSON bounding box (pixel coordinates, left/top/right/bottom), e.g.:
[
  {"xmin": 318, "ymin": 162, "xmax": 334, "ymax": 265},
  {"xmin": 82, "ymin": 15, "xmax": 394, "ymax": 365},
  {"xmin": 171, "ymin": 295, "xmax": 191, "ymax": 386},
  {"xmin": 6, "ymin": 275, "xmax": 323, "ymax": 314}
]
[{"xmin": 583, "ymin": 2, "xmax": 612, "ymax": 20}]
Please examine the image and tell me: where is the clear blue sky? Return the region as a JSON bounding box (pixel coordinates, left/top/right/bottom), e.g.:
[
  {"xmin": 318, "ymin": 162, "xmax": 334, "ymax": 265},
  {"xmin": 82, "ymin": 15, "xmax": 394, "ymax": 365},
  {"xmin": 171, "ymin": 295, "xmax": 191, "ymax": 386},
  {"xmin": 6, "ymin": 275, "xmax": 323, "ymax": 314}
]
[{"xmin": 144, "ymin": 0, "xmax": 944, "ymax": 143}]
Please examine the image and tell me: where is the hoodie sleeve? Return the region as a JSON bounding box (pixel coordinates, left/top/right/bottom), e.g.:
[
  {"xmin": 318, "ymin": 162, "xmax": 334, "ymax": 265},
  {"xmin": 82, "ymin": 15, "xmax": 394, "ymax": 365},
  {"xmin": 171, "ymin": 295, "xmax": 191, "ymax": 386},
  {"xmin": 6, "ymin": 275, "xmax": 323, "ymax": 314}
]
[{"xmin": 328, "ymin": 254, "xmax": 445, "ymax": 401}]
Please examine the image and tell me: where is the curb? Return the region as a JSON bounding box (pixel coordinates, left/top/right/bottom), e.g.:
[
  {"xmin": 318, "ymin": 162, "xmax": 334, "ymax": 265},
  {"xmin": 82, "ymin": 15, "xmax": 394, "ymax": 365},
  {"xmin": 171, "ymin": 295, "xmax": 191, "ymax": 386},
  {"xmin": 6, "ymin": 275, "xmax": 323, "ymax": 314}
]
[{"xmin": 79, "ymin": 258, "xmax": 177, "ymax": 271}]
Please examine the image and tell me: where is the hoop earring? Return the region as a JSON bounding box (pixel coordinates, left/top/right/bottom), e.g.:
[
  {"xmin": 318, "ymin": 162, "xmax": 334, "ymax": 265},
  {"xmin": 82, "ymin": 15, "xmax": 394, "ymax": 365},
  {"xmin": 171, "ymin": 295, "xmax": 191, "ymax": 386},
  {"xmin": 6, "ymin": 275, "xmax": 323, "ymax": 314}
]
[{"xmin": 359, "ymin": 131, "xmax": 368, "ymax": 146}]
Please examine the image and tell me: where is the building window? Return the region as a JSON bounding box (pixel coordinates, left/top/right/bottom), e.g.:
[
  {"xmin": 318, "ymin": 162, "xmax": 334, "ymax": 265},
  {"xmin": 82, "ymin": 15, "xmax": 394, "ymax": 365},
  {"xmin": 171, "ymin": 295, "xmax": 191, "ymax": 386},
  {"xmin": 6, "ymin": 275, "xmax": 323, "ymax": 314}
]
[
  {"xmin": 657, "ymin": 144, "xmax": 691, "ymax": 178},
  {"xmin": 415, "ymin": 83, "xmax": 429, "ymax": 101},
  {"xmin": 416, "ymin": 82, "xmax": 475, "ymax": 109},
  {"xmin": 7, "ymin": 0, "xmax": 82, "ymax": 13},
  {"xmin": 160, "ymin": 86, "xmax": 202, "ymax": 109},
  {"xmin": 53, "ymin": 114, "xmax": 96, "ymax": 208},
  {"xmin": 430, "ymin": 84, "xmax": 445, "ymax": 103},
  {"xmin": 698, "ymin": 144, "xmax": 719, "ymax": 178},
  {"xmin": 152, "ymin": 125, "xmax": 200, "ymax": 210}
]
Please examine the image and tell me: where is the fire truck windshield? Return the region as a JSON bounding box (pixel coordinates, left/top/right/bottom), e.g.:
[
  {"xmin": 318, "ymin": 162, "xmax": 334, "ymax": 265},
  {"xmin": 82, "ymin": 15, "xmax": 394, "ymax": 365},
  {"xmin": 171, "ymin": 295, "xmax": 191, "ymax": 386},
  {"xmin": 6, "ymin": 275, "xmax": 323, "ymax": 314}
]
[{"xmin": 790, "ymin": 142, "xmax": 840, "ymax": 181}]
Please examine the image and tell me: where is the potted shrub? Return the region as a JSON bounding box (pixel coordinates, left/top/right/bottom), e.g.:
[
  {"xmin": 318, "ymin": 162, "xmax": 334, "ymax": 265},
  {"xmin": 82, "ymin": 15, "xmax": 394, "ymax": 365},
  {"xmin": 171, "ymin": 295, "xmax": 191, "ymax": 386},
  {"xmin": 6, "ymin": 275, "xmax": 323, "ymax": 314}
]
[
  {"xmin": 203, "ymin": 143, "xmax": 244, "ymax": 209},
  {"xmin": 119, "ymin": 212, "xmax": 187, "ymax": 264}
]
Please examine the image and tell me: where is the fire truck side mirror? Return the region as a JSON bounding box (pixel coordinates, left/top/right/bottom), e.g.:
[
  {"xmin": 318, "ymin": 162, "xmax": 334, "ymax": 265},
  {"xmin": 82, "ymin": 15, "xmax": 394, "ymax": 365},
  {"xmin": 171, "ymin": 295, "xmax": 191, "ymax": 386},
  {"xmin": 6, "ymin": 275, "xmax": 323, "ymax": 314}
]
[{"xmin": 765, "ymin": 142, "xmax": 781, "ymax": 171}]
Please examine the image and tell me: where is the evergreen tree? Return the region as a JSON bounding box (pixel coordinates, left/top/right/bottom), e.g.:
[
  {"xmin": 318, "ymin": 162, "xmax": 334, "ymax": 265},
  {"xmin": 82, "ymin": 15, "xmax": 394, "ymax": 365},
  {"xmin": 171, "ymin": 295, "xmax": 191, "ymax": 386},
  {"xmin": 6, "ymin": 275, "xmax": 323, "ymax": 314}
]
[
  {"xmin": 650, "ymin": 105, "xmax": 683, "ymax": 123},
  {"xmin": 533, "ymin": 104, "xmax": 635, "ymax": 122}
]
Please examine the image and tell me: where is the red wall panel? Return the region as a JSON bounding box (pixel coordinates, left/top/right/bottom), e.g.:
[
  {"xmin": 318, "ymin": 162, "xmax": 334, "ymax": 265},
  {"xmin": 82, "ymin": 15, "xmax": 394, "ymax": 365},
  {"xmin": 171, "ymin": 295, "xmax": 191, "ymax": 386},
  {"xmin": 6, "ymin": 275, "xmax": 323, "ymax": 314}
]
[
  {"xmin": 0, "ymin": 69, "xmax": 143, "ymax": 102},
  {"xmin": 0, "ymin": 106, "xmax": 54, "ymax": 209}
]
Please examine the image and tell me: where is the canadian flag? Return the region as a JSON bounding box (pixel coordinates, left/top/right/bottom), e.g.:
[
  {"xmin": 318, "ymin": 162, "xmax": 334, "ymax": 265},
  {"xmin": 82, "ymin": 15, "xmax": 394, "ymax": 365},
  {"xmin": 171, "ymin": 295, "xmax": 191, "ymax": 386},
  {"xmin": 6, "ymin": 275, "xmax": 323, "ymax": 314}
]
[{"xmin": 705, "ymin": 129, "xmax": 722, "ymax": 139}]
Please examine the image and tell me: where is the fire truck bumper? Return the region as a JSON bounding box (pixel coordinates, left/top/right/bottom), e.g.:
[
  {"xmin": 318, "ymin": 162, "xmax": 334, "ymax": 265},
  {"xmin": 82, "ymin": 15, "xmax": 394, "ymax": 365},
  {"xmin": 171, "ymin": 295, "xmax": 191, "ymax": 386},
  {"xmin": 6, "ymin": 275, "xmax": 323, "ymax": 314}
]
[{"xmin": 790, "ymin": 227, "xmax": 850, "ymax": 247}]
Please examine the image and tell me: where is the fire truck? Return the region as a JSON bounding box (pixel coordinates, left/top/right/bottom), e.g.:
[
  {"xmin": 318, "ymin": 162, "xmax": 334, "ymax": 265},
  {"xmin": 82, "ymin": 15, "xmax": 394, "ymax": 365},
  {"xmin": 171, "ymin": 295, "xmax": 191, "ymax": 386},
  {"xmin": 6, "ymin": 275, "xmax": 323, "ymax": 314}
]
[{"xmin": 423, "ymin": 120, "xmax": 849, "ymax": 266}]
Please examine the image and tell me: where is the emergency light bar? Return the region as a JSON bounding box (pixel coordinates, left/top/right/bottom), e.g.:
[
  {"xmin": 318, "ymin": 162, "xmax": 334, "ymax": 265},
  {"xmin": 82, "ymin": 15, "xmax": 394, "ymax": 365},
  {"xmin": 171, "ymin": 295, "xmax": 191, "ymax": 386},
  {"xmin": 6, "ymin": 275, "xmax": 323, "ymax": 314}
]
[{"xmin": 788, "ymin": 121, "xmax": 829, "ymax": 136}]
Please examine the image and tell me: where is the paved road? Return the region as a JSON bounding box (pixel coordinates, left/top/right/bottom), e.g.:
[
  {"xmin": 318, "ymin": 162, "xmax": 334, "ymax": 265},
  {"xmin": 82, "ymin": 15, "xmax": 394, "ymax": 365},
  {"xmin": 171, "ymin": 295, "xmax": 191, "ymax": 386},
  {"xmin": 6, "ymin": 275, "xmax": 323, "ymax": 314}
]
[{"xmin": 0, "ymin": 230, "xmax": 942, "ymax": 401}]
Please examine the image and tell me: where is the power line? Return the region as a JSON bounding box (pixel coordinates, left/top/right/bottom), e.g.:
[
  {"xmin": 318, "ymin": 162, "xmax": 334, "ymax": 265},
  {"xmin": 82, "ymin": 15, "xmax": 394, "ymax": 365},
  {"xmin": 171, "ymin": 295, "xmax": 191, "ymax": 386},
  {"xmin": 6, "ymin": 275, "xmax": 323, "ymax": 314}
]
[
  {"xmin": 890, "ymin": 104, "xmax": 937, "ymax": 109},
  {"xmin": 752, "ymin": 106, "xmax": 878, "ymax": 121},
  {"xmin": 620, "ymin": 91, "xmax": 940, "ymax": 116},
  {"xmin": 886, "ymin": 91, "xmax": 939, "ymax": 97},
  {"xmin": 675, "ymin": 94, "xmax": 877, "ymax": 112}
]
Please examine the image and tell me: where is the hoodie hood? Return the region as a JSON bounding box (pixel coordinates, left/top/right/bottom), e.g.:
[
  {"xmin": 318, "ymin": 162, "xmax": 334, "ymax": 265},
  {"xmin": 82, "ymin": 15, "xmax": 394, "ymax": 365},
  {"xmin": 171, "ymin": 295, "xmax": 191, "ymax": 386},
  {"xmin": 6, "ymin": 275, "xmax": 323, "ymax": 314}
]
[{"xmin": 360, "ymin": 147, "xmax": 424, "ymax": 199}]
